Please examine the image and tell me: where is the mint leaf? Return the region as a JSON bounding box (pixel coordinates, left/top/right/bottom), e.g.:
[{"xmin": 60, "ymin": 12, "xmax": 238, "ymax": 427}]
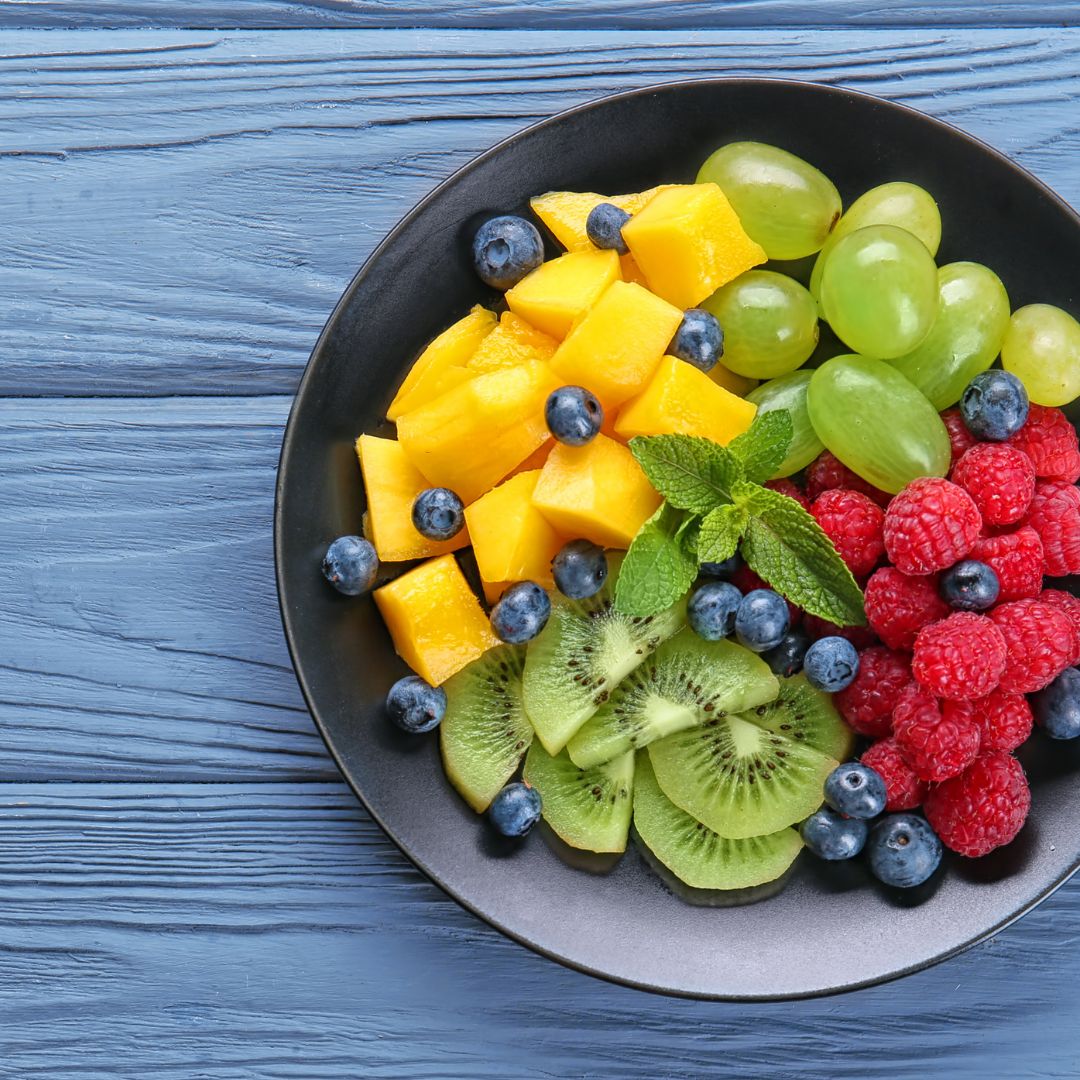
[
  {"xmin": 738, "ymin": 483, "xmax": 866, "ymax": 626},
  {"xmin": 615, "ymin": 503, "xmax": 698, "ymax": 617},
  {"xmin": 697, "ymin": 504, "xmax": 747, "ymax": 565},
  {"xmin": 727, "ymin": 410, "xmax": 794, "ymax": 485},
  {"xmin": 629, "ymin": 435, "xmax": 743, "ymax": 515}
]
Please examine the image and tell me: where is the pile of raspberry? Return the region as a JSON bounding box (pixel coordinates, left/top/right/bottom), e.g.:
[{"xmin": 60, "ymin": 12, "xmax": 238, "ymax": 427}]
[{"xmin": 792, "ymin": 405, "xmax": 1080, "ymax": 859}]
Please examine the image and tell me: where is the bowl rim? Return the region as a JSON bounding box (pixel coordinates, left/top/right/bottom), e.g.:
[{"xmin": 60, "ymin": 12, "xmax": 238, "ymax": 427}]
[{"xmin": 274, "ymin": 75, "xmax": 1080, "ymax": 1001}]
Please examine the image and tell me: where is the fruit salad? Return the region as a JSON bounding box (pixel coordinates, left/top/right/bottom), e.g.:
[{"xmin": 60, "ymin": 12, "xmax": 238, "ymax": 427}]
[{"xmin": 322, "ymin": 139, "xmax": 1080, "ymax": 899}]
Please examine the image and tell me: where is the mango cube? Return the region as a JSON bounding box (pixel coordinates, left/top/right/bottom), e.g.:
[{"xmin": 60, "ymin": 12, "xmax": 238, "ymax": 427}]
[
  {"xmin": 396, "ymin": 360, "xmax": 560, "ymax": 504},
  {"xmin": 615, "ymin": 355, "xmax": 758, "ymax": 445},
  {"xmin": 375, "ymin": 555, "xmax": 498, "ymax": 685},
  {"xmin": 505, "ymin": 249, "xmax": 620, "ymax": 340},
  {"xmin": 531, "ymin": 434, "xmax": 661, "ymax": 549},
  {"xmin": 467, "ymin": 311, "xmax": 558, "ymax": 374},
  {"xmin": 387, "ymin": 305, "xmax": 496, "ymax": 421},
  {"xmin": 619, "ymin": 254, "xmax": 649, "ymax": 287},
  {"xmin": 530, "ymin": 186, "xmax": 675, "ymax": 252},
  {"xmin": 550, "ymin": 280, "xmax": 683, "ymax": 410},
  {"xmin": 622, "ymin": 183, "xmax": 766, "ymax": 308}
]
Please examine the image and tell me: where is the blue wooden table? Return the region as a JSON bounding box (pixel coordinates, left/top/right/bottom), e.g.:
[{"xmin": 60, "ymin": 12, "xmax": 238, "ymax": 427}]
[{"xmin": 3, "ymin": 4, "xmax": 1080, "ymax": 1075}]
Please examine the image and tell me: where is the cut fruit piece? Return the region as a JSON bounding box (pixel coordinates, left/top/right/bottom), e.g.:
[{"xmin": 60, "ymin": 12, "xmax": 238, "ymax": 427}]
[
  {"xmin": 742, "ymin": 673, "xmax": 855, "ymax": 761},
  {"xmin": 355, "ymin": 435, "xmax": 469, "ymax": 562},
  {"xmin": 396, "ymin": 360, "xmax": 561, "ymax": 504},
  {"xmin": 622, "ymin": 183, "xmax": 767, "ymax": 309},
  {"xmin": 505, "ymin": 249, "xmax": 621, "ymax": 340},
  {"xmin": 440, "ymin": 645, "xmax": 532, "ymax": 812},
  {"xmin": 550, "ymin": 280, "xmax": 683, "ymax": 410},
  {"xmin": 648, "ymin": 713, "xmax": 836, "ymax": 839},
  {"xmin": 530, "ymin": 186, "xmax": 673, "ymax": 252},
  {"xmin": 387, "ymin": 305, "xmax": 496, "ymax": 421},
  {"xmin": 374, "ymin": 554, "xmax": 499, "ymax": 686},
  {"xmin": 620, "ymin": 253, "xmax": 649, "ymax": 287},
  {"xmin": 467, "ymin": 311, "xmax": 559, "ymax": 374},
  {"xmin": 566, "ymin": 630, "xmax": 779, "ymax": 768},
  {"xmin": 614, "ymin": 354, "xmax": 758, "ymax": 445},
  {"xmin": 523, "ymin": 743, "xmax": 634, "ymax": 852},
  {"xmin": 531, "ymin": 434, "xmax": 661, "ymax": 549},
  {"xmin": 522, "ymin": 554, "xmax": 686, "ymax": 754},
  {"xmin": 633, "ymin": 753, "xmax": 803, "ymax": 890}
]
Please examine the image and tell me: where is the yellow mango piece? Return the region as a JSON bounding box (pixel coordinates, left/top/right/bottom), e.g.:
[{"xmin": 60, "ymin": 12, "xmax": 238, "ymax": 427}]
[
  {"xmin": 375, "ymin": 555, "xmax": 499, "ymax": 686},
  {"xmin": 622, "ymin": 183, "xmax": 767, "ymax": 309},
  {"xmin": 615, "ymin": 355, "xmax": 758, "ymax": 445},
  {"xmin": 532, "ymin": 434, "xmax": 661, "ymax": 549},
  {"xmin": 507, "ymin": 440, "xmax": 553, "ymax": 478},
  {"xmin": 467, "ymin": 311, "xmax": 558, "ymax": 374},
  {"xmin": 619, "ymin": 254, "xmax": 649, "ymax": 287},
  {"xmin": 710, "ymin": 364, "xmax": 759, "ymax": 398},
  {"xmin": 465, "ymin": 470, "xmax": 563, "ymax": 594},
  {"xmin": 530, "ymin": 186, "xmax": 675, "ymax": 251},
  {"xmin": 355, "ymin": 435, "xmax": 469, "ymax": 563},
  {"xmin": 387, "ymin": 305, "xmax": 496, "ymax": 421},
  {"xmin": 397, "ymin": 361, "xmax": 561, "ymax": 504},
  {"xmin": 506, "ymin": 249, "xmax": 621, "ymax": 340},
  {"xmin": 550, "ymin": 280, "xmax": 683, "ymax": 410}
]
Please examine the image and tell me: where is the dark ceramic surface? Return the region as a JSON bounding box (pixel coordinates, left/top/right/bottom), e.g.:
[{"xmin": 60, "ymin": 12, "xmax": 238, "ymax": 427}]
[{"xmin": 275, "ymin": 78, "xmax": 1080, "ymax": 999}]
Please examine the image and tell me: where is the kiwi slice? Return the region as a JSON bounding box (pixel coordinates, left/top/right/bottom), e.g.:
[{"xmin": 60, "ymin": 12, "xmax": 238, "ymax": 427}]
[
  {"xmin": 440, "ymin": 645, "xmax": 532, "ymax": 812},
  {"xmin": 742, "ymin": 673, "xmax": 855, "ymax": 761},
  {"xmin": 565, "ymin": 629, "xmax": 780, "ymax": 768},
  {"xmin": 523, "ymin": 554, "xmax": 686, "ymax": 754},
  {"xmin": 633, "ymin": 753, "xmax": 803, "ymax": 891},
  {"xmin": 648, "ymin": 713, "xmax": 837, "ymax": 839},
  {"xmin": 523, "ymin": 742, "xmax": 634, "ymax": 853}
]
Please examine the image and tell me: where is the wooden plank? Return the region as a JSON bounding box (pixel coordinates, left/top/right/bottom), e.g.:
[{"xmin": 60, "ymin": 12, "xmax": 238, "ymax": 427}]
[
  {"xmin": 2, "ymin": 29, "xmax": 1080, "ymax": 396},
  {"xmin": 1, "ymin": 781, "xmax": 1079, "ymax": 1078}
]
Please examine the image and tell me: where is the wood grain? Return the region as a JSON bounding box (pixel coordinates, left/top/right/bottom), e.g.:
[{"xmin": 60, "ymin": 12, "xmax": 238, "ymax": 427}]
[{"xmin": 2, "ymin": 29, "xmax": 1080, "ymax": 396}]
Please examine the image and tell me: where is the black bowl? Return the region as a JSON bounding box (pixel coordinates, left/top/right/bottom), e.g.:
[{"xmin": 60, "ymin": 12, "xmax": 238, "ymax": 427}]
[{"xmin": 275, "ymin": 78, "xmax": 1080, "ymax": 1000}]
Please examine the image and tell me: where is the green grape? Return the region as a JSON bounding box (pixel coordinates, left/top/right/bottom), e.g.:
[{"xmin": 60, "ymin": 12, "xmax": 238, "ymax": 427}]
[
  {"xmin": 1001, "ymin": 304, "xmax": 1080, "ymax": 407},
  {"xmin": 807, "ymin": 355, "xmax": 950, "ymax": 493},
  {"xmin": 887, "ymin": 262, "xmax": 1010, "ymax": 410},
  {"xmin": 696, "ymin": 142, "xmax": 841, "ymax": 260},
  {"xmin": 701, "ymin": 270, "xmax": 819, "ymax": 379},
  {"xmin": 820, "ymin": 225, "xmax": 938, "ymax": 360},
  {"xmin": 746, "ymin": 370, "xmax": 824, "ymax": 478},
  {"xmin": 810, "ymin": 182, "xmax": 941, "ymax": 301}
]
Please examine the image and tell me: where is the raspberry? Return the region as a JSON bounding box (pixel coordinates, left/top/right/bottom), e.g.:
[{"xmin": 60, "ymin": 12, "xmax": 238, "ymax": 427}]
[
  {"xmin": 801, "ymin": 614, "xmax": 878, "ymax": 650},
  {"xmin": 864, "ymin": 566, "xmax": 950, "ymax": 650},
  {"xmin": 764, "ymin": 477, "xmax": 811, "ymax": 511},
  {"xmin": 1039, "ymin": 588, "xmax": 1080, "ymax": 663},
  {"xmin": 860, "ymin": 738, "xmax": 927, "ymax": 811},
  {"xmin": 941, "ymin": 407, "xmax": 978, "ymax": 469},
  {"xmin": 969, "ymin": 526, "xmax": 1044, "ymax": 602},
  {"xmin": 1007, "ymin": 404, "xmax": 1080, "ymax": 482},
  {"xmin": 951, "ymin": 443, "xmax": 1036, "ymax": 526},
  {"xmin": 834, "ymin": 646, "xmax": 910, "ymax": 737},
  {"xmin": 970, "ymin": 689, "xmax": 1033, "ymax": 754},
  {"xmin": 911, "ymin": 612, "xmax": 1007, "ymax": 701},
  {"xmin": 883, "ymin": 477, "xmax": 982, "ymax": 575},
  {"xmin": 806, "ymin": 450, "xmax": 891, "ymax": 508},
  {"xmin": 892, "ymin": 684, "xmax": 981, "ymax": 782},
  {"xmin": 990, "ymin": 599, "xmax": 1078, "ymax": 693},
  {"xmin": 1025, "ymin": 480, "xmax": 1080, "ymax": 577},
  {"xmin": 810, "ymin": 489, "xmax": 886, "ymax": 577},
  {"xmin": 731, "ymin": 565, "xmax": 801, "ymax": 627},
  {"xmin": 924, "ymin": 752, "xmax": 1030, "ymax": 857}
]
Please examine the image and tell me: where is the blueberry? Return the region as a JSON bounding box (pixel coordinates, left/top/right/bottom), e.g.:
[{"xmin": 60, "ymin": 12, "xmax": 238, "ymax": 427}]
[
  {"xmin": 800, "ymin": 808, "xmax": 868, "ymax": 860},
  {"xmin": 411, "ymin": 487, "xmax": 465, "ymax": 541},
  {"xmin": 1032, "ymin": 667, "xmax": 1080, "ymax": 739},
  {"xmin": 700, "ymin": 553, "xmax": 742, "ymax": 578},
  {"xmin": 735, "ymin": 589, "xmax": 790, "ymax": 653},
  {"xmin": 585, "ymin": 202, "xmax": 631, "ymax": 255},
  {"xmin": 490, "ymin": 581, "xmax": 551, "ymax": 643},
  {"xmin": 488, "ymin": 782, "xmax": 543, "ymax": 837},
  {"xmin": 545, "ymin": 385, "xmax": 603, "ymax": 446},
  {"xmin": 688, "ymin": 582, "xmax": 742, "ymax": 641},
  {"xmin": 866, "ymin": 814, "xmax": 942, "ymax": 888},
  {"xmin": 668, "ymin": 309, "xmax": 724, "ymax": 373},
  {"xmin": 939, "ymin": 559, "xmax": 1000, "ymax": 611},
  {"xmin": 386, "ymin": 675, "xmax": 447, "ymax": 734},
  {"xmin": 472, "ymin": 215, "xmax": 544, "ymax": 290},
  {"xmin": 960, "ymin": 369, "xmax": 1029, "ymax": 441},
  {"xmin": 824, "ymin": 763, "xmax": 887, "ymax": 819},
  {"xmin": 321, "ymin": 535, "xmax": 378, "ymax": 596},
  {"xmin": 762, "ymin": 628, "xmax": 812, "ymax": 677},
  {"xmin": 552, "ymin": 539, "xmax": 608, "ymax": 600},
  {"xmin": 803, "ymin": 636, "xmax": 860, "ymax": 692}
]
